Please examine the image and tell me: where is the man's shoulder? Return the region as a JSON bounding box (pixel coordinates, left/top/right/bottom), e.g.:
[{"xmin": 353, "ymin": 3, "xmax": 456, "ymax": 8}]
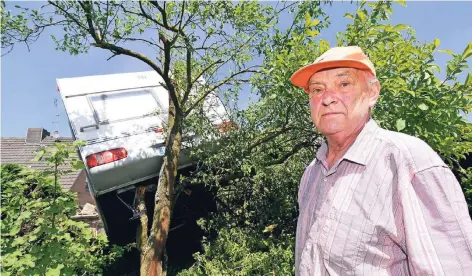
[
  {"xmin": 377, "ymin": 127, "xmax": 446, "ymax": 172},
  {"xmin": 307, "ymin": 158, "xmax": 318, "ymax": 168},
  {"xmin": 299, "ymin": 158, "xmax": 318, "ymax": 183}
]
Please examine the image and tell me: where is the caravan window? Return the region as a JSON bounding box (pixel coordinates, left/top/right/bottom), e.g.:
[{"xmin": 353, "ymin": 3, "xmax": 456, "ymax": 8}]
[{"xmin": 89, "ymin": 88, "xmax": 162, "ymax": 123}]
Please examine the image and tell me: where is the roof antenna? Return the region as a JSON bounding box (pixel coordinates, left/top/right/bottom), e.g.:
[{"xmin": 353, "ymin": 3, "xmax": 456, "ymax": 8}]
[{"xmin": 53, "ymin": 98, "xmax": 60, "ymax": 140}]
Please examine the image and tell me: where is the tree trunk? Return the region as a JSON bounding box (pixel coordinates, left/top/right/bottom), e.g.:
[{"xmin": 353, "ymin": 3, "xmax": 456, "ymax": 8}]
[
  {"xmin": 138, "ymin": 97, "xmax": 182, "ymax": 276},
  {"xmin": 135, "ymin": 185, "xmax": 150, "ymax": 275}
]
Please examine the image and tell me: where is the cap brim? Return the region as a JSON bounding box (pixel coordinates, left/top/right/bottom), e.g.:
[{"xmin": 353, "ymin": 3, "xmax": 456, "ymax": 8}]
[{"xmin": 290, "ymin": 60, "xmax": 373, "ymax": 88}]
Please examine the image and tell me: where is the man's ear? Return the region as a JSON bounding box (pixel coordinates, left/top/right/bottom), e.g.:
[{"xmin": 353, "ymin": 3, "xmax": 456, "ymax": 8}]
[{"xmin": 368, "ymin": 81, "xmax": 380, "ymax": 108}]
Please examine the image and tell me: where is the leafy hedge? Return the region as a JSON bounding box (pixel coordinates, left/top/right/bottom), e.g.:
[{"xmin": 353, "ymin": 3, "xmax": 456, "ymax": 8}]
[{"xmin": 1, "ymin": 140, "xmax": 128, "ymax": 276}]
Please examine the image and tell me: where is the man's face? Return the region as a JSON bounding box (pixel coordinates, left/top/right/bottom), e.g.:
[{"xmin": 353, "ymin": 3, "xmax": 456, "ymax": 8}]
[{"xmin": 307, "ymin": 67, "xmax": 379, "ymax": 138}]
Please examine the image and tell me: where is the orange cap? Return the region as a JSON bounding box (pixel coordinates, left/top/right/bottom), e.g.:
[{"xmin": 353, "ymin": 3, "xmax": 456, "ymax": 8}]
[{"xmin": 290, "ymin": 46, "xmax": 376, "ymax": 89}]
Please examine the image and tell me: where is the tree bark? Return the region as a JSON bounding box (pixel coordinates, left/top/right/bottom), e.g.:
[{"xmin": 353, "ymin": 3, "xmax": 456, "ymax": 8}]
[
  {"xmin": 135, "ymin": 185, "xmax": 150, "ymax": 276},
  {"xmin": 138, "ymin": 96, "xmax": 182, "ymax": 276}
]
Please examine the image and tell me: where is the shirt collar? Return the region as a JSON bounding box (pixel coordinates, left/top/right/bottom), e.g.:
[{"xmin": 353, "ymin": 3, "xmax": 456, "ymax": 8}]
[{"xmin": 316, "ymin": 118, "xmax": 380, "ymax": 168}]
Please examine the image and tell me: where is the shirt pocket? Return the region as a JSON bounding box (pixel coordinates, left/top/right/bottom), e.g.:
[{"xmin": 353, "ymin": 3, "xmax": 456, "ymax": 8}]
[{"xmin": 324, "ymin": 208, "xmax": 378, "ymax": 272}]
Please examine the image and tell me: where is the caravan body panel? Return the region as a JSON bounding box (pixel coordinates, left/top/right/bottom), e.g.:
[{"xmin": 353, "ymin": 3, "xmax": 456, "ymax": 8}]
[{"xmin": 57, "ymin": 71, "xmax": 226, "ymax": 196}]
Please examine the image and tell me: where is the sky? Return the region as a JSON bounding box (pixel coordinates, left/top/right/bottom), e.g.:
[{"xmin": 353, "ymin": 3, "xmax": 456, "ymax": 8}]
[{"xmin": 2, "ymin": 1, "xmax": 472, "ymax": 138}]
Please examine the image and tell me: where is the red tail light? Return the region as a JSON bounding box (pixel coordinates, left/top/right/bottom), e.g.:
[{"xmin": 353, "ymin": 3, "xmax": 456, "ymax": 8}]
[
  {"xmin": 86, "ymin": 148, "xmax": 127, "ymax": 168},
  {"xmin": 216, "ymin": 121, "xmax": 238, "ymax": 133},
  {"xmin": 154, "ymin": 128, "xmax": 164, "ymax": 133}
]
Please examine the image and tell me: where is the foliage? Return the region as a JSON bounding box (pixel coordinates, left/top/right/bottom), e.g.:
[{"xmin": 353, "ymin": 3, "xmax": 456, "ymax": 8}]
[
  {"xmin": 1, "ymin": 0, "xmax": 37, "ymax": 56},
  {"xmin": 178, "ymin": 226, "xmax": 294, "ymax": 276},
  {"xmin": 0, "ymin": 141, "xmax": 128, "ymax": 276}
]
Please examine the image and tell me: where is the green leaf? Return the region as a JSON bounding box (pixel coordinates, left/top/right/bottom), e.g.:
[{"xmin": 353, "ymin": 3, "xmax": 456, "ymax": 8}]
[
  {"xmin": 394, "ymin": 0, "xmax": 407, "ymax": 7},
  {"xmin": 19, "ymin": 254, "xmax": 35, "ymax": 268},
  {"xmin": 438, "ymin": 49, "xmax": 453, "ymax": 55},
  {"xmin": 9, "ymin": 224, "xmax": 21, "ymax": 236},
  {"xmin": 465, "ymin": 72, "xmax": 472, "ymax": 85},
  {"xmin": 356, "ymin": 10, "xmax": 367, "ymax": 23},
  {"xmin": 308, "ymin": 19, "xmax": 320, "ymax": 27},
  {"xmin": 12, "ymin": 236, "xmax": 26, "ymax": 246},
  {"xmin": 263, "ymin": 224, "xmax": 277, "ymax": 233},
  {"xmin": 21, "ymin": 210, "xmax": 32, "ymax": 219},
  {"xmin": 46, "ymin": 264, "xmax": 64, "ymax": 276},
  {"xmin": 319, "ymin": 39, "xmax": 330, "ymax": 53},
  {"xmin": 32, "ymin": 149, "xmax": 46, "ymax": 162},
  {"xmin": 433, "ymin": 38, "xmax": 440, "ymax": 49},
  {"xmin": 304, "ymin": 12, "xmax": 311, "ymax": 27},
  {"xmin": 426, "ymin": 99, "xmax": 438, "ymax": 106},
  {"xmin": 344, "ymin": 12, "xmax": 354, "ymax": 20},
  {"xmin": 418, "ymin": 103, "xmax": 429, "ymax": 111},
  {"xmin": 462, "ymin": 42, "xmax": 472, "ymax": 59},
  {"xmin": 404, "ymin": 90, "xmax": 416, "ymax": 97},
  {"xmin": 71, "ymin": 160, "xmax": 85, "ymax": 170},
  {"xmin": 393, "ymin": 24, "xmax": 409, "ymax": 32},
  {"xmin": 396, "ymin": 119, "xmax": 406, "ymax": 131},
  {"xmin": 306, "ymin": 30, "xmax": 319, "ymax": 37},
  {"xmin": 28, "ymin": 234, "xmax": 39, "ymax": 242},
  {"xmin": 429, "ymin": 64, "xmax": 440, "ymax": 73}
]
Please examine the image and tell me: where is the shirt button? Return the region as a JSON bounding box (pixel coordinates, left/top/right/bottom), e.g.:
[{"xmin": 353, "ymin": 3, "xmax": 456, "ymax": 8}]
[{"xmin": 323, "ymin": 178, "xmax": 327, "ymax": 182}]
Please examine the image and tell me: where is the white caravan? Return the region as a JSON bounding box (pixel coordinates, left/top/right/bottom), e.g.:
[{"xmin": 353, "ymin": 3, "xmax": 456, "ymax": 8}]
[{"xmin": 57, "ymin": 71, "xmax": 228, "ymax": 241}]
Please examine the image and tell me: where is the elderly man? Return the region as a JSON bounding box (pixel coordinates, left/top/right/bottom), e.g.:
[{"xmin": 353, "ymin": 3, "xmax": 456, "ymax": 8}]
[{"xmin": 290, "ymin": 46, "xmax": 472, "ymax": 275}]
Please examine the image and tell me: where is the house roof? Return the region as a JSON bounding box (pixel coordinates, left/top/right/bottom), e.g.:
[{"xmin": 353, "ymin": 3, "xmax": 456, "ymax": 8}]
[{"xmin": 1, "ymin": 134, "xmax": 83, "ymax": 190}]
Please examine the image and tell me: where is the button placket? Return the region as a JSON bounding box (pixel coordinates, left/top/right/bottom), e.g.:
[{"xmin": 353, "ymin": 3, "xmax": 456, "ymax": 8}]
[
  {"xmin": 315, "ymin": 175, "xmax": 335, "ymax": 240},
  {"xmin": 315, "ymin": 171, "xmax": 329, "ymax": 214}
]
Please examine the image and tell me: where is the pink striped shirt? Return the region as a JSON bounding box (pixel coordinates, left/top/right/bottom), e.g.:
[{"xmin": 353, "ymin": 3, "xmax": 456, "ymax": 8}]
[{"xmin": 296, "ymin": 118, "xmax": 472, "ymax": 275}]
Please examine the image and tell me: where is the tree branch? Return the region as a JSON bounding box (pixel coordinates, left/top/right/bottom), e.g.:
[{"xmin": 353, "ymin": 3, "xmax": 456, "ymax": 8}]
[
  {"xmin": 204, "ymin": 139, "xmax": 310, "ymax": 186},
  {"xmin": 48, "ymin": 1, "xmax": 87, "ymax": 30},
  {"xmin": 158, "ymin": 32, "xmax": 171, "ymax": 78},
  {"xmin": 175, "ymin": 0, "xmax": 186, "ymax": 31},
  {"xmin": 184, "ymin": 67, "xmax": 259, "ymax": 117},
  {"xmin": 106, "ymin": 52, "xmax": 120, "ymax": 61},
  {"xmin": 185, "ymin": 45, "xmax": 192, "ymax": 102},
  {"xmin": 179, "ymin": 2, "xmax": 191, "ymax": 100},
  {"xmin": 92, "ymin": 41, "xmax": 164, "ymax": 77},
  {"xmin": 150, "ymin": 1, "xmax": 171, "ymax": 30},
  {"xmin": 135, "ymin": 185, "xmax": 149, "ymax": 257},
  {"xmin": 77, "ymin": 1, "xmax": 101, "ymax": 42},
  {"xmin": 121, "ymin": 37, "xmax": 162, "ymax": 49},
  {"xmin": 192, "ymin": 59, "xmax": 223, "ymax": 88},
  {"xmin": 135, "ymin": 1, "xmax": 165, "ymax": 29},
  {"xmin": 1, "ymin": 45, "xmax": 14, "ymax": 57},
  {"xmin": 103, "ymin": 0, "xmax": 110, "ymax": 33},
  {"xmin": 92, "ymin": 0, "xmax": 105, "ymax": 39},
  {"xmin": 182, "ymin": 58, "xmax": 223, "ymax": 105},
  {"xmin": 247, "ymin": 126, "xmax": 294, "ymax": 153},
  {"xmin": 264, "ymin": 141, "xmax": 312, "ymax": 167}
]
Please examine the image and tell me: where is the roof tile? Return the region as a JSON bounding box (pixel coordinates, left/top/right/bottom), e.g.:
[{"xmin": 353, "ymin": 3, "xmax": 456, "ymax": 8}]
[{"xmin": 1, "ymin": 136, "xmax": 83, "ymax": 190}]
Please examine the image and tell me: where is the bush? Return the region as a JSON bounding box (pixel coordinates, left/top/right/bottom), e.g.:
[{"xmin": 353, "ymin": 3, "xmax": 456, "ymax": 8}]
[
  {"xmin": 179, "ymin": 226, "xmax": 294, "ymax": 276},
  {"xmin": 1, "ymin": 161, "xmax": 126, "ymax": 275}
]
